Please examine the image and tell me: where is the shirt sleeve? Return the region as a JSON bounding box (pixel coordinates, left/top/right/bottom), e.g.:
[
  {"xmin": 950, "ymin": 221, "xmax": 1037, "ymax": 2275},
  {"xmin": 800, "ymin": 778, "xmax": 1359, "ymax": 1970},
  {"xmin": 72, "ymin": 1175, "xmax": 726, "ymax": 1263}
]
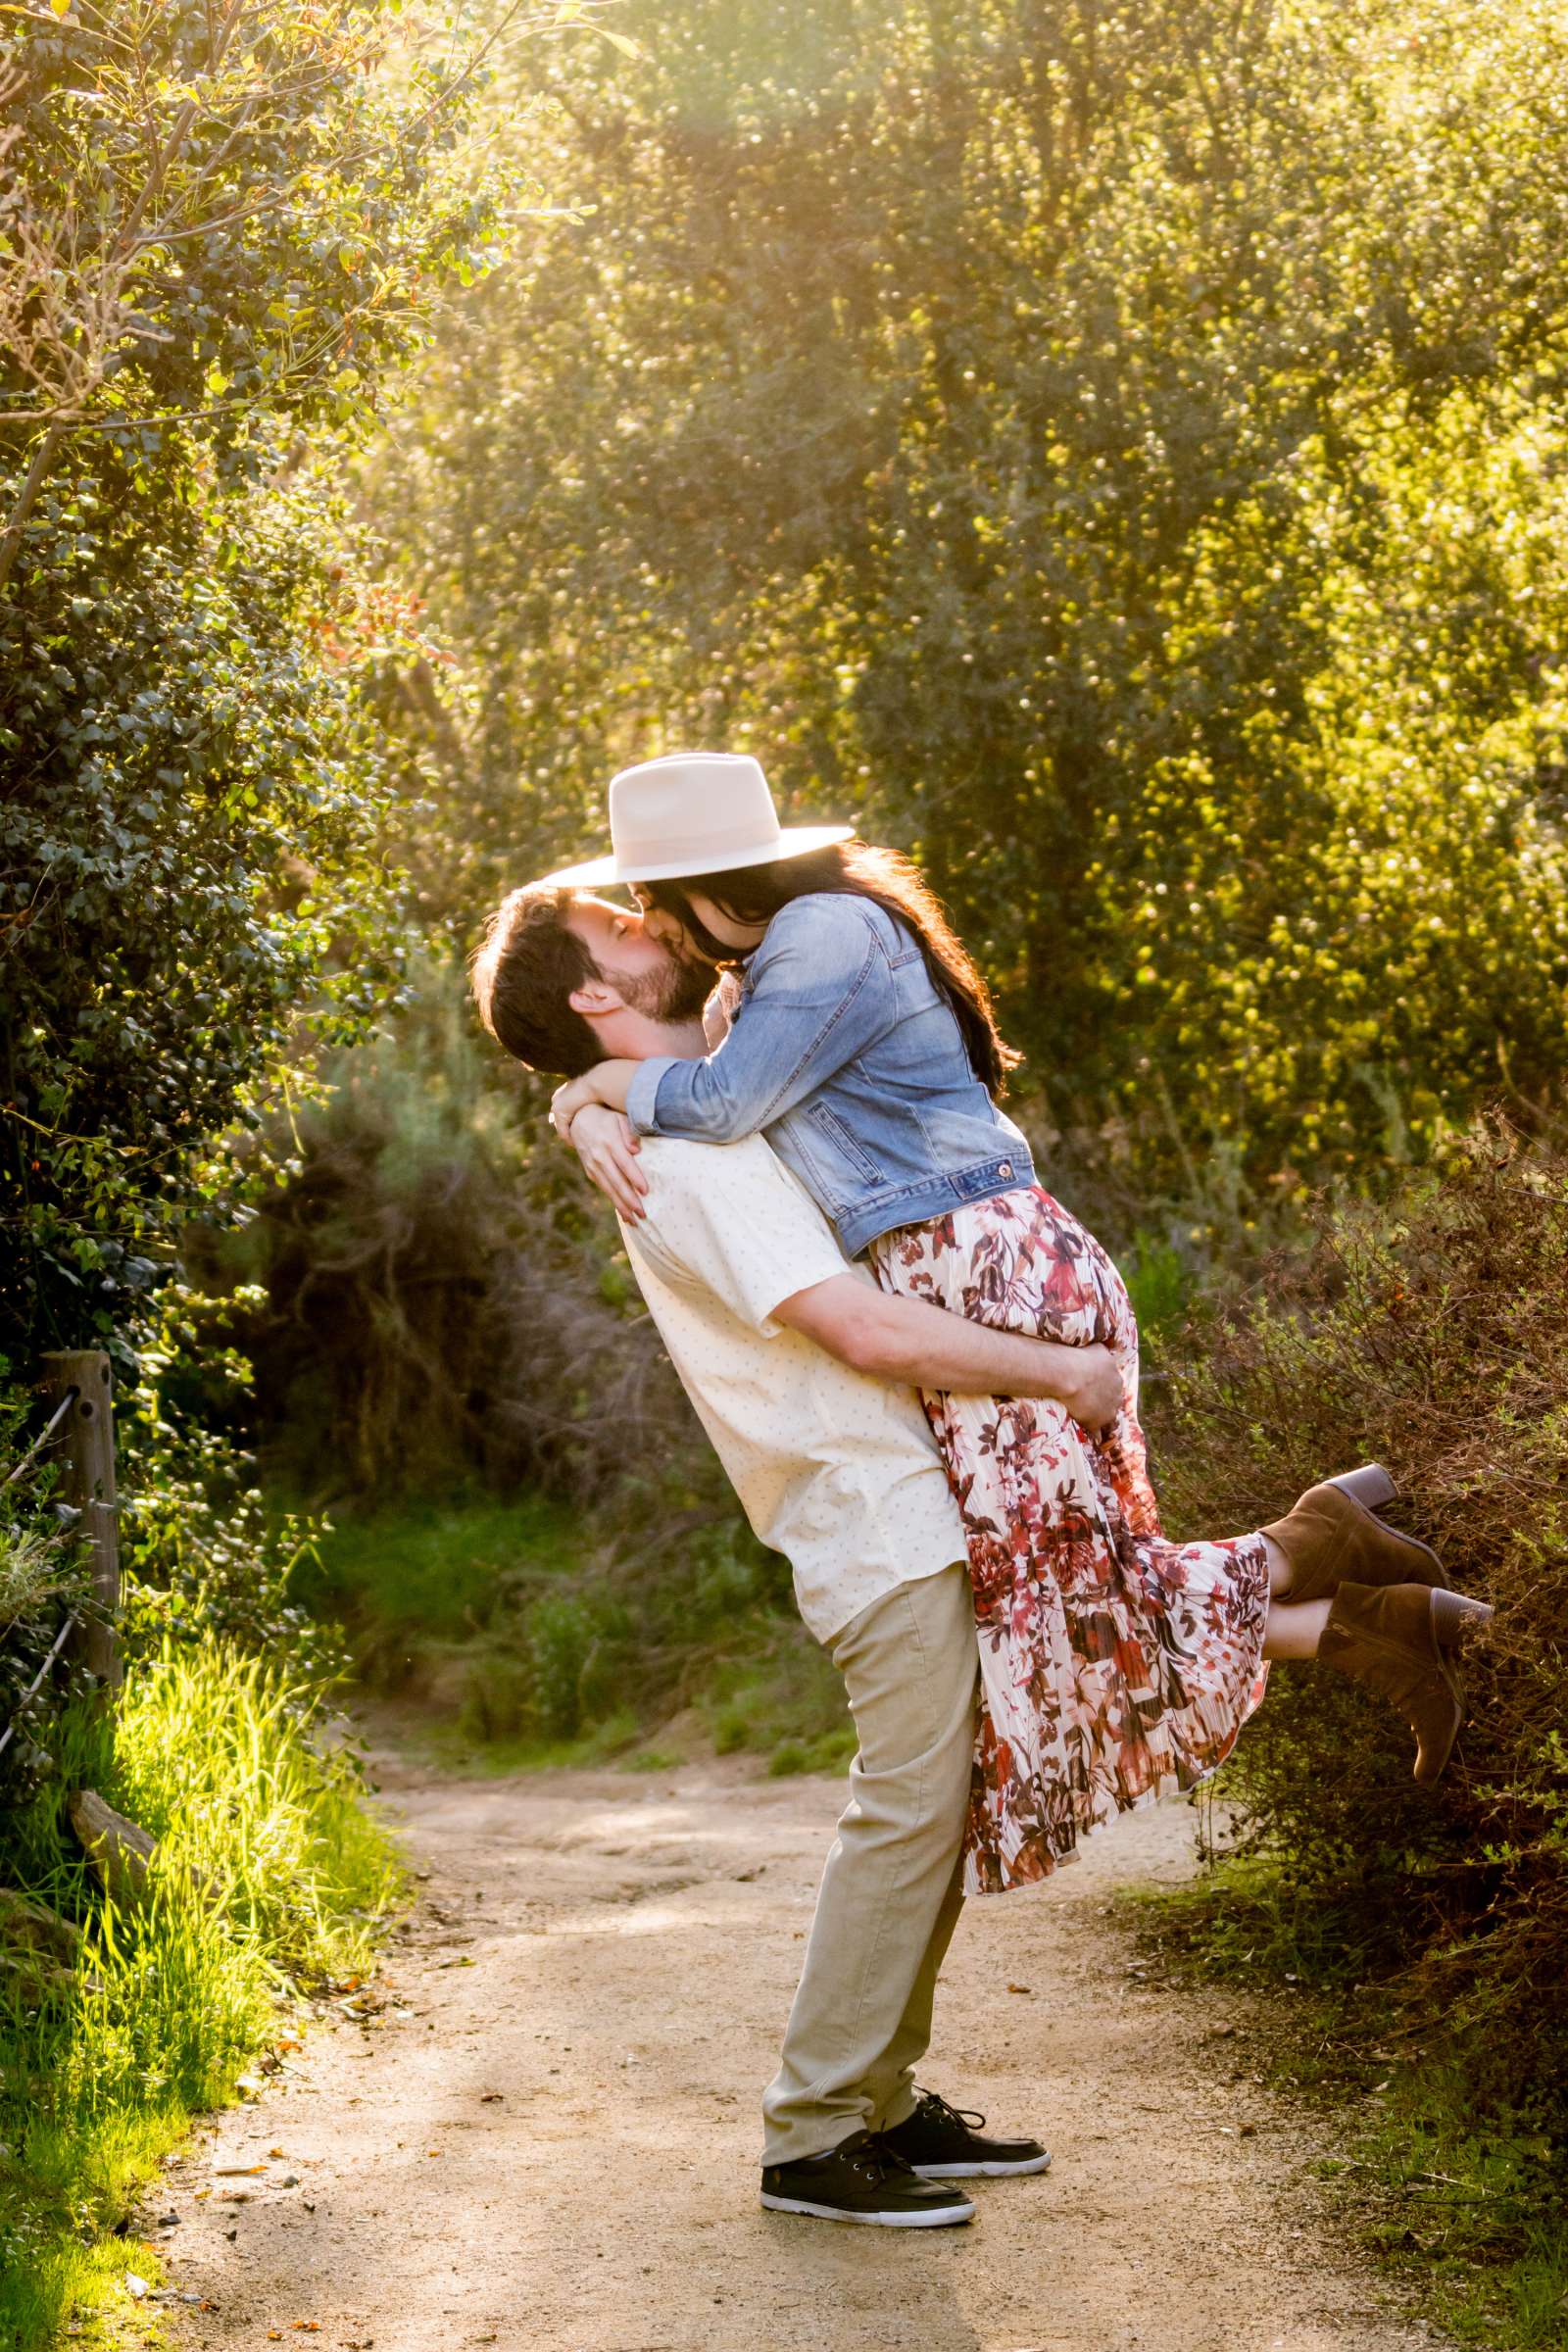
[
  {"xmin": 623, "ymin": 898, "xmax": 897, "ymax": 1142},
  {"xmin": 633, "ymin": 1138, "xmax": 851, "ymax": 1334}
]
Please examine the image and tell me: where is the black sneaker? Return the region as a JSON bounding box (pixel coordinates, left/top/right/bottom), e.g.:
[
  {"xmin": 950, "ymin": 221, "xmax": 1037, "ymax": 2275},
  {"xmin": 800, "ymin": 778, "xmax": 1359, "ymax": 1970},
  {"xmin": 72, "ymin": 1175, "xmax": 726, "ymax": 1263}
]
[
  {"xmin": 878, "ymin": 2087, "xmax": 1052, "ymax": 2179},
  {"xmin": 760, "ymin": 2129, "xmax": 976, "ymax": 2227}
]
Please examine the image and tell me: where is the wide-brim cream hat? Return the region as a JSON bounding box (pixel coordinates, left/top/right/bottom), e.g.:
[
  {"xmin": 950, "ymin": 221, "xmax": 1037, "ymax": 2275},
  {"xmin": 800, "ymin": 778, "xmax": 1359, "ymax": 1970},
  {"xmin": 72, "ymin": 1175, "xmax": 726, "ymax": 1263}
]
[{"xmin": 537, "ymin": 752, "xmax": 854, "ymax": 889}]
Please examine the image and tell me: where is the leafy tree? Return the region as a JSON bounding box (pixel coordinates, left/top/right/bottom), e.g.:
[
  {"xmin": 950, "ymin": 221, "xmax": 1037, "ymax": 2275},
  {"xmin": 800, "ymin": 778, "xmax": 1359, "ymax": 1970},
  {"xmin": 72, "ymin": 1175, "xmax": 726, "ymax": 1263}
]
[
  {"xmin": 0, "ymin": 0, "xmax": 540, "ymax": 1365},
  {"xmin": 376, "ymin": 0, "xmax": 1568, "ymax": 1201}
]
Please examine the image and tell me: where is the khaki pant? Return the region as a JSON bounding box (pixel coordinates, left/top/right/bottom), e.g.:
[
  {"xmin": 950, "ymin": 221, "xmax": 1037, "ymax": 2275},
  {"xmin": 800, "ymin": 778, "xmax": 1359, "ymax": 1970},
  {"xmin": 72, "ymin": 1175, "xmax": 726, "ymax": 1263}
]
[{"xmin": 761, "ymin": 1562, "xmax": 980, "ymax": 2166}]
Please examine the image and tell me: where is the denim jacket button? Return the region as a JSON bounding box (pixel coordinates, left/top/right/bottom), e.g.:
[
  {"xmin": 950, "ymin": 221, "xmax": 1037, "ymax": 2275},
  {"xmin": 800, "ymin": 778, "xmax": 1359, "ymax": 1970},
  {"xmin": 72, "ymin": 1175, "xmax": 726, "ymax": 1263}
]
[{"xmin": 998, "ymin": 1160, "xmax": 1013, "ymax": 1182}]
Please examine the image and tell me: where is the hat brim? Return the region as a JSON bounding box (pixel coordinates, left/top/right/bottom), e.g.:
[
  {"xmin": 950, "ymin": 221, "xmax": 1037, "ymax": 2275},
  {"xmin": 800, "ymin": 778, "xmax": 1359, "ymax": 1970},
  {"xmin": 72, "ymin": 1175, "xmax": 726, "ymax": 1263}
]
[{"xmin": 535, "ymin": 822, "xmax": 856, "ymax": 892}]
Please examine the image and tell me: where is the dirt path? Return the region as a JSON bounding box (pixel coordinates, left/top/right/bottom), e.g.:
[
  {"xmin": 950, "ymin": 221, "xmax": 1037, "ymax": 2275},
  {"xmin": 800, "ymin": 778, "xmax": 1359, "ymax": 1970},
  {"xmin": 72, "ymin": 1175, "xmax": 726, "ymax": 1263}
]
[{"xmin": 158, "ymin": 1748, "xmax": 1442, "ymax": 2352}]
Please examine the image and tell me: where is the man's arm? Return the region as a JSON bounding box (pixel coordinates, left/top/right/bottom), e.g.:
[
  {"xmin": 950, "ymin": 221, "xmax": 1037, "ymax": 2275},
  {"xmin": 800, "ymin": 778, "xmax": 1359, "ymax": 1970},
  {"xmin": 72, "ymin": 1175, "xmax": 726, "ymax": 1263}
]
[{"xmin": 773, "ymin": 1274, "xmax": 1124, "ymax": 1430}]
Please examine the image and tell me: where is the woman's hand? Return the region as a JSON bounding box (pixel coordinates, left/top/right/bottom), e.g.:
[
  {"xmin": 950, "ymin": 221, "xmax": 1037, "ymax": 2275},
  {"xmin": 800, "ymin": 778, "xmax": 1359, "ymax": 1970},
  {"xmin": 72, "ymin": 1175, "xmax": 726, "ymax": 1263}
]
[
  {"xmin": 549, "ymin": 1073, "xmax": 598, "ymax": 1141},
  {"xmin": 702, "ymin": 969, "xmax": 740, "ymax": 1050},
  {"xmin": 566, "ymin": 1102, "xmax": 649, "ymax": 1221},
  {"xmin": 550, "ymin": 1060, "xmax": 637, "ymax": 1141}
]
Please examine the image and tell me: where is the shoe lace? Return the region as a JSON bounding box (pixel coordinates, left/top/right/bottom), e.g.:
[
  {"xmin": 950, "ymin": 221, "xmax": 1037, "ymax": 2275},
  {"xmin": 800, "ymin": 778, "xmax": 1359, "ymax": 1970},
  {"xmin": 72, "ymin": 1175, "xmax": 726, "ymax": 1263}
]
[
  {"xmin": 841, "ymin": 2132, "xmax": 913, "ymax": 2183},
  {"xmin": 912, "ymin": 2085, "xmax": 987, "ymax": 2134}
]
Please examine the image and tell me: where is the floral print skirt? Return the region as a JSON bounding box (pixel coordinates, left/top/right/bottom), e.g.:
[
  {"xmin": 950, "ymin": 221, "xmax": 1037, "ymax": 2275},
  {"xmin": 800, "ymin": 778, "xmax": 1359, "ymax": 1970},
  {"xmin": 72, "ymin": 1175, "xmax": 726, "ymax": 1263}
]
[{"xmin": 869, "ymin": 1186, "xmax": 1270, "ymax": 1897}]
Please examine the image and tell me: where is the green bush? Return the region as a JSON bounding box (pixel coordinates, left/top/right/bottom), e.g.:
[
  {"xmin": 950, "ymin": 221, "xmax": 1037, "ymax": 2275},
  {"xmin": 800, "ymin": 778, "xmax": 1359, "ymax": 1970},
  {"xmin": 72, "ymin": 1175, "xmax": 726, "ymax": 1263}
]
[
  {"xmin": 459, "ymin": 1652, "xmax": 537, "ymax": 1745},
  {"xmin": 1, "ymin": 0, "xmax": 514, "ymax": 1373},
  {"xmin": 1119, "ymin": 1231, "xmax": 1195, "ymax": 1360},
  {"xmin": 706, "ymin": 1624, "xmax": 852, "ymax": 1774},
  {"xmin": 116, "ymin": 1316, "xmax": 344, "ymax": 1684},
  {"xmin": 0, "ymin": 1289, "xmax": 351, "ymax": 1820},
  {"xmin": 458, "ymin": 1591, "xmax": 626, "ymax": 1745},
  {"xmin": 1159, "ymin": 1119, "xmax": 1568, "ymax": 2118},
  {"xmin": 523, "ymin": 1592, "xmax": 611, "ymax": 1740}
]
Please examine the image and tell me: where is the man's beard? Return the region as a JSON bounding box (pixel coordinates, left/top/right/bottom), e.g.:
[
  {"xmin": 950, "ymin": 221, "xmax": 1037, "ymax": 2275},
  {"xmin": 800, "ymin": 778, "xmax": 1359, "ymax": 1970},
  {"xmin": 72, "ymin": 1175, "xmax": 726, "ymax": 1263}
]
[{"xmin": 603, "ymin": 949, "xmax": 715, "ymax": 1025}]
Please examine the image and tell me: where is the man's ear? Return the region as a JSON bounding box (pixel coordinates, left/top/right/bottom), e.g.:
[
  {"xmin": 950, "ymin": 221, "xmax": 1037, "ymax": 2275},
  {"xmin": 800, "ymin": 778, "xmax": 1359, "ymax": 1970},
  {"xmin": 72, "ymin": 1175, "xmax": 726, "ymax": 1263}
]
[{"xmin": 567, "ymin": 977, "xmax": 622, "ymax": 1021}]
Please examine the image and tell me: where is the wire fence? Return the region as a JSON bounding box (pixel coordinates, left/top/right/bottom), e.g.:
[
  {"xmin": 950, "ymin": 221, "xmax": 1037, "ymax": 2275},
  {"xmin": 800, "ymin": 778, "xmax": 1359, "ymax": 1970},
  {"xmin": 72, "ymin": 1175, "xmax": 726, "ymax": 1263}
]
[
  {"xmin": 0, "ymin": 1372, "xmax": 99, "ymax": 1765},
  {"xmin": 2, "ymin": 1382, "xmax": 77, "ymax": 1491},
  {"xmin": 0, "ymin": 1609, "xmax": 78, "ymax": 1767}
]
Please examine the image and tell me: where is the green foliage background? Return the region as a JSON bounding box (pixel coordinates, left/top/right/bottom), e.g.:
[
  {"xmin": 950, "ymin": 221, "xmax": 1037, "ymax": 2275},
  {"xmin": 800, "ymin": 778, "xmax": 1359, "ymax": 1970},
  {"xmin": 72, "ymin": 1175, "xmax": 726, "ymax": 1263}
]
[{"xmin": 375, "ymin": 0, "xmax": 1568, "ymax": 1195}]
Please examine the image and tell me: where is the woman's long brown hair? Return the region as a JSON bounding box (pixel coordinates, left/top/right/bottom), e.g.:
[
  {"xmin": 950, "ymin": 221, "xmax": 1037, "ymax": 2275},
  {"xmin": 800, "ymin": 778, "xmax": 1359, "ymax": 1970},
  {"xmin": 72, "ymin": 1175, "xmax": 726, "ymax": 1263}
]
[{"xmin": 641, "ymin": 841, "xmax": 1021, "ymax": 1096}]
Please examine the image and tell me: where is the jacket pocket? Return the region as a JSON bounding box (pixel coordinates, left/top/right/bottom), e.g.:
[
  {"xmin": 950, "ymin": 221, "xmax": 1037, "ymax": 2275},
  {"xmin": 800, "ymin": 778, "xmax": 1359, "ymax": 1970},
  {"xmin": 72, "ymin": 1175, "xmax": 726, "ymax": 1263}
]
[{"xmin": 803, "ymin": 1100, "xmax": 886, "ymax": 1186}]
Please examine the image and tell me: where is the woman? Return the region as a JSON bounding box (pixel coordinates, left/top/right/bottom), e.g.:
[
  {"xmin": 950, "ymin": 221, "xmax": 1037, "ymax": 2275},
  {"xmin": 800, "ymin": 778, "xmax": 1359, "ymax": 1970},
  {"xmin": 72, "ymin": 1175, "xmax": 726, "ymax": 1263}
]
[{"xmin": 551, "ymin": 759, "xmax": 1491, "ymax": 1894}]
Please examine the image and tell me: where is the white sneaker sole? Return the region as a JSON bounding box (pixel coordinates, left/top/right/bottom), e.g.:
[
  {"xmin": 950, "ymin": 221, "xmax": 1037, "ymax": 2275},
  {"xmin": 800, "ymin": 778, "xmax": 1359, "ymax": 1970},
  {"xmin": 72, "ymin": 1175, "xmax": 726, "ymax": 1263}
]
[
  {"xmin": 760, "ymin": 2190, "xmax": 976, "ymax": 2227},
  {"xmin": 912, "ymin": 2152, "xmax": 1053, "ymax": 2179}
]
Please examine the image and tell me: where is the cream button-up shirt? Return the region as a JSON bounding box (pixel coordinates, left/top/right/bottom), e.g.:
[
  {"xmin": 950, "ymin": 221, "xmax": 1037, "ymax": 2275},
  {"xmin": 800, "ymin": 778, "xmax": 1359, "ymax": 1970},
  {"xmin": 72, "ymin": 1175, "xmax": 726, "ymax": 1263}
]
[{"xmin": 617, "ymin": 1133, "xmax": 966, "ymax": 1643}]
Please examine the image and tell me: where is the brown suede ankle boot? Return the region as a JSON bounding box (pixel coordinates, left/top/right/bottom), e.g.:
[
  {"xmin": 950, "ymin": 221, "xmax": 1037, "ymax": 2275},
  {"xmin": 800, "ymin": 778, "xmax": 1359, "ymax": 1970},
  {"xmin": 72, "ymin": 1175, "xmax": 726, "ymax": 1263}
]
[
  {"xmin": 1319, "ymin": 1581, "xmax": 1494, "ymax": 1786},
  {"xmin": 1263, "ymin": 1464, "xmax": 1449, "ymax": 1605}
]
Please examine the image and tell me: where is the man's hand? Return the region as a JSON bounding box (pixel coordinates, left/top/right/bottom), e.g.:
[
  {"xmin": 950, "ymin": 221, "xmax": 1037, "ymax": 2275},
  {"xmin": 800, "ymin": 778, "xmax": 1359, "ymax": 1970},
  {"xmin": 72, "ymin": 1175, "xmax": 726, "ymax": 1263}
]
[
  {"xmin": 772, "ymin": 1276, "xmax": 1128, "ymax": 1432},
  {"xmin": 1059, "ymin": 1343, "xmax": 1124, "ymax": 1435},
  {"xmin": 566, "ymin": 1102, "xmax": 649, "ymax": 1220}
]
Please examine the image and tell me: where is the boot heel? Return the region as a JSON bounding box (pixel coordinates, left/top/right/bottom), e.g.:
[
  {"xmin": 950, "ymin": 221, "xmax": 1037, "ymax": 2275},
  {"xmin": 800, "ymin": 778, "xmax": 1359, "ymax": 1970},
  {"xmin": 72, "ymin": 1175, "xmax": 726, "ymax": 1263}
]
[
  {"xmin": 1321, "ymin": 1580, "xmax": 1470, "ymax": 1785},
  {"xmin": 1430, "ymin": 1588, "xmax": 1493, "ymax": 1647},
  {"xmin": 1327, "ymin": 1463, "xmax": 1398, "ymax": 1514}
]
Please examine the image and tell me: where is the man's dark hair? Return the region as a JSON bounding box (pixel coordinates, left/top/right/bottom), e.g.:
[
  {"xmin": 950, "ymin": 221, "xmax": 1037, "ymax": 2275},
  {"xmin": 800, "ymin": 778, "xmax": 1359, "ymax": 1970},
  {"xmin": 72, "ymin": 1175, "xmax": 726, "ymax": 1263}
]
[{"xmin": 469, "ymin": 886, "xmax": 602, "ymax": 1077}]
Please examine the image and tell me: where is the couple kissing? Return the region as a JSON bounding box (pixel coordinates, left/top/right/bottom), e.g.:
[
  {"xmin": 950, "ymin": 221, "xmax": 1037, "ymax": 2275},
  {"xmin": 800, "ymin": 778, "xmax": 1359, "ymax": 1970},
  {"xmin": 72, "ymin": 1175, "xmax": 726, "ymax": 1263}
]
[{"xmin": 468, "ymin": 751, "xmax": 1492, "ymax": 2230}]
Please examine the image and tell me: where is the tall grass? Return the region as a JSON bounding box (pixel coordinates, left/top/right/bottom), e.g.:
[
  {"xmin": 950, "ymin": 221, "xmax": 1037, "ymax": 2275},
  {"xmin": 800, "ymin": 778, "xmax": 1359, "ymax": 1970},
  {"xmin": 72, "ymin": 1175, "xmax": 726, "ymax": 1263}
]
[{"xmin": 0, "ymin": 1642, "xmax": 401, "ymax": 2351}]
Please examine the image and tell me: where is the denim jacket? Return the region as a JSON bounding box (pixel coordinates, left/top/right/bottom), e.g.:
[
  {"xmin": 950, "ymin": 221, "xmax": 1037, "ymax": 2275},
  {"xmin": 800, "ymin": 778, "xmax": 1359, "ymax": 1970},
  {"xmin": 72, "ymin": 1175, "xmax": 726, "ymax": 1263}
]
[{"xmin": 622, "ymin": 893, "xmax": 1034, "ymax": 1258}]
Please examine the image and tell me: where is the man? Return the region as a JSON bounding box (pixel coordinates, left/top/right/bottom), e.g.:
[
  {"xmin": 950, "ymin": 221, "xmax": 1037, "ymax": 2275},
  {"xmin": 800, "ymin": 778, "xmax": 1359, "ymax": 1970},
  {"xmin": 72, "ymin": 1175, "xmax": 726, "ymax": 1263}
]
[{"xmin": 469, "ymin": 881, "xmax": 1120, "ymax": 2228}]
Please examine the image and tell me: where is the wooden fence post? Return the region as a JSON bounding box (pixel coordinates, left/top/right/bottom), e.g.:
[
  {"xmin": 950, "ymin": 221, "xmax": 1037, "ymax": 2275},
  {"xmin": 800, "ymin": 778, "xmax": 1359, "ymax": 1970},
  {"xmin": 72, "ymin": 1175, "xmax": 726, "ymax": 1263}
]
[{"xmin": 40, "ymin": 1351, "xmax": 122, "ymax": 1694}]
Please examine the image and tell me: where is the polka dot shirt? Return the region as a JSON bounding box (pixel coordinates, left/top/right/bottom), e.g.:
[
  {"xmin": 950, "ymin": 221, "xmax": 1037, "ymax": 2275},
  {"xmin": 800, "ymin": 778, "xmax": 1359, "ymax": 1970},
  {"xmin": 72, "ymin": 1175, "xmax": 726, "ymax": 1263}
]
[{"xmin": 619, "ymin": 1135, "xmax": 966, "ymax": 1642}]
